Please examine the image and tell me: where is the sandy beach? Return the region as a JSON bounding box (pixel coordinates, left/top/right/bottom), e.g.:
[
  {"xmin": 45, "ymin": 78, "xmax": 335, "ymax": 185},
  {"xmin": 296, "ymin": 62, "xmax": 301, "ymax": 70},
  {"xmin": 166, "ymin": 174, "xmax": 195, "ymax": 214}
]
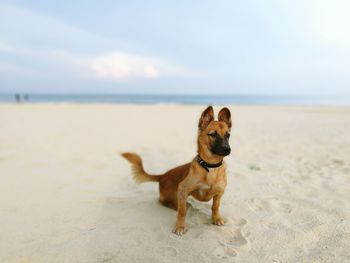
[{"xmin": 0, "ymin": 104, "xmax": 349, "ymax": 263}]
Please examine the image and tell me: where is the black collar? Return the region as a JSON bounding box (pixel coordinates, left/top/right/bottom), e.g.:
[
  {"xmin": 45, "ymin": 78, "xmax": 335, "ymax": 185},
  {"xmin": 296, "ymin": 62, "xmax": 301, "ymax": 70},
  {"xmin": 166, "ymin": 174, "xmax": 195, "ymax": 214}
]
[{"xmin": 196, "ymin": 155, "xmax": 223, "ymax": 172}]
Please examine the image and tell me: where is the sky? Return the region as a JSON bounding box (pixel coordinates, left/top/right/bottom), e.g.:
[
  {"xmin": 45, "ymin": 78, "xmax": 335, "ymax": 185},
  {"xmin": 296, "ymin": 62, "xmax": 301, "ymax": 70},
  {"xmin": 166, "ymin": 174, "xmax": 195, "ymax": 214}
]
[{"xmin": 1, "ymin": 0, "xmax": 350, "ymax": 95}]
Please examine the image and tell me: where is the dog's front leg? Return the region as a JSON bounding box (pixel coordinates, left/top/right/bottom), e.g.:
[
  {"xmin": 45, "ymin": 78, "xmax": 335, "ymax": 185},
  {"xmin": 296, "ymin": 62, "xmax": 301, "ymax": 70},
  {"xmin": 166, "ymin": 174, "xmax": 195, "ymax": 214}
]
[
  {"xmin": 173, "ymin": 185, "xmax": 189, "ymax": 235},
  {"xmin": 212, "ymin": 194, "xmax": 225, "ymax": 226}
]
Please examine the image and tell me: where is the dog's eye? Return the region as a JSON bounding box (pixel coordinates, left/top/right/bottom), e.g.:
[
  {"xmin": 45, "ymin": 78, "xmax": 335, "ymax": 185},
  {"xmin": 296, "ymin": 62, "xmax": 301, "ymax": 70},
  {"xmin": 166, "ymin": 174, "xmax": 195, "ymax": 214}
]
[{"xmin": 208, "ymin": 132, "xmax": 217, "ymax": 138}]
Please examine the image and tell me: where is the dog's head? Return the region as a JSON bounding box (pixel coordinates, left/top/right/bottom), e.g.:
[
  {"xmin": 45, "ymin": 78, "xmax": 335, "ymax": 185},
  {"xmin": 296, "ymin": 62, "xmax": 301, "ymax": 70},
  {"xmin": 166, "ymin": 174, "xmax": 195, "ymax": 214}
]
[{"xmin": 197, "ymin": 106, "xmax": 232, "ymax": 157}]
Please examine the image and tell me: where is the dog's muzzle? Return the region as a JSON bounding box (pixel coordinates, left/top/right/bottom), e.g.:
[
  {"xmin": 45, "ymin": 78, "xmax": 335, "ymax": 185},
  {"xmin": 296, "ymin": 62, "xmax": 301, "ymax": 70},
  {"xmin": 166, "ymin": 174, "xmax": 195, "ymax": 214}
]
[{"xmin": 211, "ymin": 137, "xmax": 231, "ymax": 156}]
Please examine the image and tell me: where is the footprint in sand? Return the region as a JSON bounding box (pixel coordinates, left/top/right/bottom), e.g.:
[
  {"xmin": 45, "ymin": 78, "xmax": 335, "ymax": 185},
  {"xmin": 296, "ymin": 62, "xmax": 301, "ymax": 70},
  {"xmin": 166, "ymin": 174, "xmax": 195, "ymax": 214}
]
[
  {"xmin": 219, "ymin": 229, "xmax": 248, "ymax": 248},
  {"xmin": 213, "ymin": 218, "xmax": 249, "ymax": 259},
  {"xmin": 249, "ymin": 198, "xmax": 274, "ymax": 217},
  {"xmin": 277, "ymin": 202, "xmax": 293, "ymax": 214},
  {"xmin": 213, "ymin": 246, "xmax": 237, "ymax": 259},
  {"xmin": 249, "ymin": 198, "xmax": 293, "ymax": 216},
  {"xmin": 188, "ymin": 209, "xmax": 212, "ymax": 225},
  {"xmin": 250, "ymin": 198, "xmax": 269, "ymax": 210},
  {"xmin": 269, "ymin": 199, "xmax": 293, "ymax": 214}
]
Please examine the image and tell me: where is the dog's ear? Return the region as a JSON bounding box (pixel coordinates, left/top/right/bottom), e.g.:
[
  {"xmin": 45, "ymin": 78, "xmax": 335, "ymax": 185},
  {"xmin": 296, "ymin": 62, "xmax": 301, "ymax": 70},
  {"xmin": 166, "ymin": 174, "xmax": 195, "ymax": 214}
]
[
  {"xmin": 218, "ymin": 107, "xmax": 232, "ymax": 129},
  {"xmin": 199, "ymin": 106, "xmax": 214, "ymax": 131}
]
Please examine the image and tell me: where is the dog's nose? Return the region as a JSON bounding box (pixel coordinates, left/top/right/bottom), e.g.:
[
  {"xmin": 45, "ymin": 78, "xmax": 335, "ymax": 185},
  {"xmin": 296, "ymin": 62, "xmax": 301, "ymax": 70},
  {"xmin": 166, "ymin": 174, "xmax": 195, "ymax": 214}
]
[{"xmin": 222, "ymin": 146, "xmax": 231, "ymax": 155}]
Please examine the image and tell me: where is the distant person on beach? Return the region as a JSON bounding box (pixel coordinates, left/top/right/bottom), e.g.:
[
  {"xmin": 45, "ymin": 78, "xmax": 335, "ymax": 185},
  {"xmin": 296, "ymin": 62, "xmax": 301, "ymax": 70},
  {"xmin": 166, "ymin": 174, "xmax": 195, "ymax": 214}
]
[
  {"xmin": 24, "ymin": 94, "xmax": 29, "ymax": 102},
  {"xmin": 15, "ymin": 94, "xmax": 21, "ymax": 103}
]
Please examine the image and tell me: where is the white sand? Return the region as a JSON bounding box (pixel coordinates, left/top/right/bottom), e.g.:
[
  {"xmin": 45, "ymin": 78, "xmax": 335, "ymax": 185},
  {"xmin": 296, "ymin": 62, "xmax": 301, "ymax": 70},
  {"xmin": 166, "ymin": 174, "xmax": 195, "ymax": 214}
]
[{"xmin": 0, "ymin": 104, "xmax": 350, "ymax": 263}]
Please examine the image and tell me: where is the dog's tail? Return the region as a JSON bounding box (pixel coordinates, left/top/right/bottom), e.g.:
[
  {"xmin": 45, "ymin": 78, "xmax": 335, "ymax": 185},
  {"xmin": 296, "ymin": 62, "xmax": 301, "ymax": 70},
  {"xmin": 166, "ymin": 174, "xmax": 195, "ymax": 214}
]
[{"xmin": 121, "ymin": 152, "xmax": 161, "ymax": 184}]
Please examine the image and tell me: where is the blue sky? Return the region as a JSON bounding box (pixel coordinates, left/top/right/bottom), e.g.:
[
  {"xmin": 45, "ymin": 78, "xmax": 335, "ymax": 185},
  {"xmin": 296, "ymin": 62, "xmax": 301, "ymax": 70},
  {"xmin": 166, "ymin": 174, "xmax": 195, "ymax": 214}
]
[{"xmin": 1, "ymin": 0, "xmax": 350, "ymax": 95}]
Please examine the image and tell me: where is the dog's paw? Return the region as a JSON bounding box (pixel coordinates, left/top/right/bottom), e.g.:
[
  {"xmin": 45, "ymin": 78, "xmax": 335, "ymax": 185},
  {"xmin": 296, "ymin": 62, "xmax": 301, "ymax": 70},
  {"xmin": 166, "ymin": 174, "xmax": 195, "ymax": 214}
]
[
  {"xmin": 172, "ymin": 223, "xmax": 188, "ymax": 236},
  {"xmin": 212, "ymin": 216, "xmax": 225, "ymax": 226}
]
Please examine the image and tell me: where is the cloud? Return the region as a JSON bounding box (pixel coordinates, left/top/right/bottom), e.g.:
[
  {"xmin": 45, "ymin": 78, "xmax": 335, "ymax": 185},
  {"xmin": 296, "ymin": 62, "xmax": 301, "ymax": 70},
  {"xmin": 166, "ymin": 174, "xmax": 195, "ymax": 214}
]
[
  {"xmin": 91, "ymin": 52, "xmax": 161, "ymax": 79},
  {"xmin": 89, "ymin": 52, "xmax": 193, "ymax": 80},
  {"xmin": 0, "ymin": 42, "xmax": 191, "ymax": 81},
  {"xmin": 0, "ymin": 3, "xmax": 192, "ymax": 82},
  {"xmin": 87, "ymin": 51, "xmax": 192, "ymax": 80},
  {"xmin": 143, "ymin": 65, "xmax": 159, "ymax": 78}
]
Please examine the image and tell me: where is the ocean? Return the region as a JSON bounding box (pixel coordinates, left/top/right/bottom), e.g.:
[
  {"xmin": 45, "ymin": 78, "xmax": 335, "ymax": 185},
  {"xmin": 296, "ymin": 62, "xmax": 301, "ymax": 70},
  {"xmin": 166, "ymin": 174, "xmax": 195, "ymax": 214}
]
[{"xmin": 0, "ymin": 94, "xmax": 349, "ymax": 106}]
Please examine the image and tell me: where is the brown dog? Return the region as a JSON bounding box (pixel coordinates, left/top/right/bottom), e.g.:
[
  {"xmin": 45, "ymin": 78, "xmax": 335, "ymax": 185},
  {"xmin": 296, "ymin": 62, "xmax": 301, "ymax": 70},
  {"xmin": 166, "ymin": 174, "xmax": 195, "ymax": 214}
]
[{"xmin": 122, "ymin": 106, "xmax": 231, "ymax": 235}]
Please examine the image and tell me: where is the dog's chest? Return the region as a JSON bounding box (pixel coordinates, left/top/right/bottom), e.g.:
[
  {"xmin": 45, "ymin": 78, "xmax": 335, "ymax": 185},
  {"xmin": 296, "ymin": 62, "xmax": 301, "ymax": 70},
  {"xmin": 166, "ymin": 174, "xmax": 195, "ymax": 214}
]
[
  {"xmin": 195, "ymin": 183, "xmax": 223, "ymax": 201},
  {"xmin": 198, "ymin": 183, "xmax": 211, "ymax": 193},
  {"xmin": 194, "ymin": 170, "xmax": 226, "ymax": 201}
]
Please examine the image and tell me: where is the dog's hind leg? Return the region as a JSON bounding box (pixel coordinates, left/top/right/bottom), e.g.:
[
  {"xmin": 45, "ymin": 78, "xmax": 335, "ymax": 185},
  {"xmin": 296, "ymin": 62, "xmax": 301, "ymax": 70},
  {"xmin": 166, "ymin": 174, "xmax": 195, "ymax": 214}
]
[
  {"xmin": 160, "ymin": 200, "xmax": 177, "ymax": 210},
  {"xmin": 159, "ymin": 192, "xmax": 177, "ymax": 210}
]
